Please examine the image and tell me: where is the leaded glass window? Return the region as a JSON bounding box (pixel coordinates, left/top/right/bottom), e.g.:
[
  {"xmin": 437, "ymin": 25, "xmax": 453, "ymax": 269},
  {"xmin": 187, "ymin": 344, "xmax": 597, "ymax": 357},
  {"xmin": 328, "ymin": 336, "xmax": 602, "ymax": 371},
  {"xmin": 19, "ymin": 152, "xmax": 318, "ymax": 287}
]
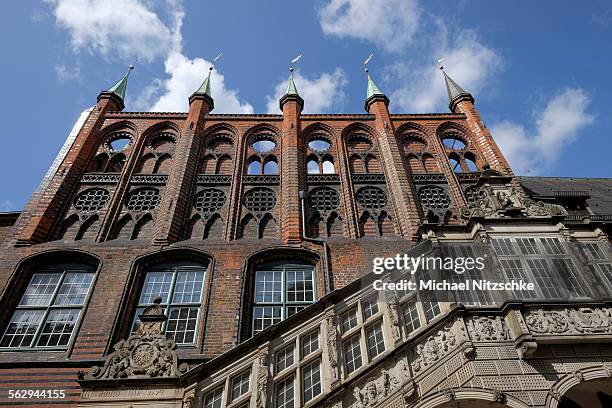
[
  {"xmin": 252, "ymin": 263, "xmax": 316, "ymax": 335},
  {"xmin": 132, "ymin": 263, "xmax": 206, "ymax": 345},
  {"xmin": 366, "ymin": 321, "xmax": 385, "ymax": 360},
  {"xmin": 343, "ymin": 335, "xmax": 362, "ymax": 375},
  {"xmin": 302, "ymin": 359, "xmax": 321, "ymax": 403},
  {"xmin": 1, "ymin": 263, "xmax": 95, "ymax": 349},
  {"xmin": 276, "ymin": 375, "xmax": 294, "ymax": 408},
  {"xmin": 230, "ymin": 370, "xmax": 251, "ymax": 402}
]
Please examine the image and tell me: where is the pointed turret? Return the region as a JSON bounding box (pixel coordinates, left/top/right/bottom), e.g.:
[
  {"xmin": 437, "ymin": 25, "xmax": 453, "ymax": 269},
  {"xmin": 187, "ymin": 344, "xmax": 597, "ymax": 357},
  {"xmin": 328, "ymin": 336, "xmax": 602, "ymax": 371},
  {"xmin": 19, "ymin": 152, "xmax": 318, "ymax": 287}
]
[
  {"xmin": 441, "ymin": 68, "xmax": 474, "ymax": 112},
  {"xmin": 280, "ymin": 68, "xmax": 304, "ymax": 111},
  {"xmin": 97, "ymin": 65, "xmax": 133, "ymax": 111},
  {"xmin": 364, "ymin": 69, "xmax": 389, "ymax": 112},
  {"xmin": 189, "ymin": 66, "xmax": 214, "ymax": 110}
]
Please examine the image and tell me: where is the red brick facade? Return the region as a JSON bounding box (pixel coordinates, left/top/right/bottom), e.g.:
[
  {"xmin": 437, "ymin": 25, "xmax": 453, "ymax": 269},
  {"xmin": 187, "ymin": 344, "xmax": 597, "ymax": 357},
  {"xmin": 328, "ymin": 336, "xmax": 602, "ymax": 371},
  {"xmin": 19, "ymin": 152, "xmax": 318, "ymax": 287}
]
[{"xmin": 0, "ymin": 79, "xmax": 511, "ymax": 406}]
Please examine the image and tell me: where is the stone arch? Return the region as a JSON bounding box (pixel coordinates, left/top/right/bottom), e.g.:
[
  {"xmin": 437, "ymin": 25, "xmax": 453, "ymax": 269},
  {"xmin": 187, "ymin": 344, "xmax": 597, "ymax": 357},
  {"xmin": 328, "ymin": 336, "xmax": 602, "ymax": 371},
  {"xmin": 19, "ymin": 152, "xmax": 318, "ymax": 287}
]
[
  {"xmin": 107, "ymin": 153, "xmax": 127, "ymax": 173},
  {"xmin": 341, "ymin": 122, "xmax": 377, "ymax": 142},
  {"xmin": 327, "ymin": 211, "xmax": 343, "ymax": 237},
  {"xmin": 422, "ymin": 153, "xmax": 440, "ymax": 173},
  {"xmin": 88, "ymin": 153, "xmax": 109, "ymax": 172},
  {"xmin": 301, "ymin": 122, "xmax": 335, "ymax": 141},
  {"xmin": 259, "ymin": 213, "xmax": 278, "ymax": 238},
  {"xmin": 359, "ymin": 211, "xmax": 377, "ymax": 237},
  {"xmin": 546, "ymin": 365, "xmax": 612, "ymax": 408},
  {"xmin": 309, "ymin": 212, "xmax": 323, "ymax": 238},
  {"xmin": 435, "ymin": 121, "xmax": 472, "ymax": 142},
  {"xmin": 139, "ymin": 120, "xmax": 181, "ymax": 143},
  {"xmin": 98, "ymin": 120, "xmax": 138, "ymax": 140},
  {"xmin": 244, "ymin": 123, "xmax": 282, "ymax": 144},
  {"xmin": 413, "ymin": 387, "xmax": 530, "ymax": 408},
  {"xmin": 395, "ymin": 121, "xmax": 432, "ymax": 138},
  {"xmin": 200, "ymin": 122, "xmax": 239, "ymax": 140},
  {"xmin": 407, "ymin": 154, "xmax": 424, "ymax": 173},
  {"xmin": 59, "ymin": 213, "xmax": 80, "ymax": 240},
  {"xmin": 199, "ymin": 154, "xmax": 216, "ymax": 174},
  {"xmin": 246, "ymin": 156, "xmax": 263, "ymax": 175},
  {"xmin": 263, "ymin": 156, "xmax": 279, "ymax": 175},
  {"xmin": 365, "ymin": 154, "xmax": 381, "ymax": 173},
  {"xmin": 378, "ymin": 210, "xmax": 395, "ymax": 236},
  {"xmin": 216, "ymin": 154, "xmax": 232, "ymax": 175},
  {"xmin": 113, "ymin": 213, "xmax": 134, "ymax": 240},
  {"xmin": 349, "ymin": 154, "xmax": 365, "ymax": 173},
  {"xmin": 186, "ymin": 214, "xmax": 204, "ymax": 240},
  {"xmin": 239, "ymin": 214, "xmax": 257, "ymax": 239}
]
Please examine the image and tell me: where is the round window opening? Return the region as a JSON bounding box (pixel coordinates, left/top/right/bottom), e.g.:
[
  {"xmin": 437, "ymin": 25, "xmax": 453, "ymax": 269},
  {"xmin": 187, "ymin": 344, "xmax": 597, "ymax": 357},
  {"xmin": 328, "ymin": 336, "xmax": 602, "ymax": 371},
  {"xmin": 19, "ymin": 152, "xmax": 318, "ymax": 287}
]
[
  {"xmin": 107, "ymin": 133, "xmax": 132, "ymax": 152},
  {"xmin": 252, "ymin": 139, "xmax": 276, "ymax": 153},
  {"xmin": 308, "ymin": 138, "xmax": 331, "ymax": 152}
]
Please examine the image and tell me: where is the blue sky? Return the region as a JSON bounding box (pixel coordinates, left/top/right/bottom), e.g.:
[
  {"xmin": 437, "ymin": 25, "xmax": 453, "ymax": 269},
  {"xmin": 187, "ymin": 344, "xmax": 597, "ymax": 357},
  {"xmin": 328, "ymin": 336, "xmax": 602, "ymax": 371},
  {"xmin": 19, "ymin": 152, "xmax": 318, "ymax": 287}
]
[{"xmin": 1, "ymin": 0, "xmax": 611, "ymax": 211}]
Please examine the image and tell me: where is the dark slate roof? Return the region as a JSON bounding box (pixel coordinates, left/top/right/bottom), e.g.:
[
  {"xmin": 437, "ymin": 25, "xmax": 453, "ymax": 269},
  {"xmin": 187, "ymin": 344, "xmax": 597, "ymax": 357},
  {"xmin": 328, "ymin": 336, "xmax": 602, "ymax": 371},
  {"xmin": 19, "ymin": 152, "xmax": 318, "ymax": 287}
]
[{"xmin": 518, "ymin": 176, "xmax": 612, "ymax": 216}]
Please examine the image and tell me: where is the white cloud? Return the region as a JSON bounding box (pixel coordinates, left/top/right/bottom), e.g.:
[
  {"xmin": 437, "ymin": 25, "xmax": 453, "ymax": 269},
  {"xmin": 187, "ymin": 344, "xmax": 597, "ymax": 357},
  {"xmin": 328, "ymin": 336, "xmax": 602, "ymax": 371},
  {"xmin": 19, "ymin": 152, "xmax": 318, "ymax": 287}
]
[
  {"xmin": 47, "ymin": 0, "xmax": 253, "ymax": 113},
  {"xmin": 265, "ymin": 69, "xmax": 348, "ymax": 114},
  {"xmin": 146, "ymin": 52, "xmax": 253, "ymax": 113},
  {"xmin": 55, "ymin": 62, "xmax": 81, "ymax": 82},
  {"xmin": 45, "ymin": 0, "xmax": 175, "ymax": 61},
  {"xmin": 492, "ymin": 88, "xmax": 595, "ymax": 174},
  {"xmin": 318, "ymin": 0, "xmax": 421, "ymax": 53},
  {"xmin": 391, "ymin": 30, "xmax": 502, "ymax": 113}
]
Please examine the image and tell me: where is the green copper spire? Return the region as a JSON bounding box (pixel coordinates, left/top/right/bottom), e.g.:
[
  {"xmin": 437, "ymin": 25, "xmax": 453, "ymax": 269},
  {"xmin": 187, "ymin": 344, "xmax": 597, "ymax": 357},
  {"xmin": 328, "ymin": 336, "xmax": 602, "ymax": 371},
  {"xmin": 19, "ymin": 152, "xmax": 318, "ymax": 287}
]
[
  {"xmin": 279, "ymin": 67, "xmax": 304, "ymax": 111},
  {"xmin": 285, "ymin": 67, "xmax": 299, "ymax": 96},
  {"xmin": 105, "ymin": 65, "xmax": 133, "ymax": 101},
  {"xmin": 364, "ymin": 69, "xmax": 389, "ymax": 111},
  {"xmin": 189, "ymin": 66, "xmax": 215, "ymax": 110},
  {"xmin": 196, "ymin": 67, "xmax": 213, "ymax": 97},
  {"xmin": 366, "ymin": 69, "xmax": 384, "ymax": 99}
]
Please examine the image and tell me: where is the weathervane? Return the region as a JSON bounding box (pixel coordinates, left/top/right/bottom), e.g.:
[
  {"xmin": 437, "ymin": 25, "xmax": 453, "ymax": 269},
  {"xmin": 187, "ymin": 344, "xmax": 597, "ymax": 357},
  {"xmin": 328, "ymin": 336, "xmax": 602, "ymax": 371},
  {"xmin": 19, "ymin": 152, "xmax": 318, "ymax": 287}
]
[
  {"xmin": 436, "ymin": 57, "xmax": 445, "ymax": 70},
  {"xmin": 363, "ymin": 52, "xmax": 374, "ymax": 73},
  {"xmin": 290, "ymin": 54, "xmax": 302, "ymax": 72},
  {"xmin": 210, "ymin": 52, "xmax": 223, "ymax": 72}
]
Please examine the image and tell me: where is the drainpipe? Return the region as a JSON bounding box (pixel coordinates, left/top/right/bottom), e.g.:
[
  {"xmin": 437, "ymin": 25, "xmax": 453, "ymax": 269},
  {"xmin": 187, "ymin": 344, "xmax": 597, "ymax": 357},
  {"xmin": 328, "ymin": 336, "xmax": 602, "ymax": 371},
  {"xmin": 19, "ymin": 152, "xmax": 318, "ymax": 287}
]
[{"xmin": 299, "ymin": 191, "xmax": 331, "ymax": 294}]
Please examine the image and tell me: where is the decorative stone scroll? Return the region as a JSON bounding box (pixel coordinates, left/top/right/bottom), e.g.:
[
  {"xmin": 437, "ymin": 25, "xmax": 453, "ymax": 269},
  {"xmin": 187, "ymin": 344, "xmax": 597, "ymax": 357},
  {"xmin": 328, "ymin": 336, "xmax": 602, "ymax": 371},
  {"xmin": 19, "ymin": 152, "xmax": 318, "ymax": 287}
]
[
  {"xmin": 410, "ymin": 324, "xmax": 458, "ymax": 373},
  {"xmin": 461, "ymin": 184, "xmax": 566, "ymax": 219},
  {"xmin": 351, "ymin": 369, "xmax": 400, "ymax": 408},
  {"xmin": 468, "ymin": 316, "xmax": 509, "ymax": 341},
  {"xmin": 524, "ymin": 308, "xmax": 612, "ymax": 335},
  {"xmin": 82, "ymin": 297, "xmax": 187, "ymax": 380}
]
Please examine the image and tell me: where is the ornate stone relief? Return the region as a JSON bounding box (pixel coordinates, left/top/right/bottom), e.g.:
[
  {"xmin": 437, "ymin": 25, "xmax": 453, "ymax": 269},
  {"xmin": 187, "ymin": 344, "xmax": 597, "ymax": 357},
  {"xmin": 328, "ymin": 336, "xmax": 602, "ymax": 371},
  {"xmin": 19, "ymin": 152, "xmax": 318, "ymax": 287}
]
[
  {"xmin": 82, "ymin": 297, "xmax": 187, "ymax": 380},
  {"xmin": 256, "ymin": 351, "xmax": 269, "ymax": 408},
  {"xmin": 461, "ymin": 184, "xmax": 566, "ymax": 219},
  {"xmin": 468, "ymin": 316, "xmax": 509, "ymax": 341},
  {"xmin": 410, "ymin": 324, "xmax": 457, "ymax": 373},
  {"xmin": 351, "ymin": 369, "xmax": 400, "ymax": 408},
  {"xmin": 524, "ymin": 308, "xmax": 612, "ymax": 334}
]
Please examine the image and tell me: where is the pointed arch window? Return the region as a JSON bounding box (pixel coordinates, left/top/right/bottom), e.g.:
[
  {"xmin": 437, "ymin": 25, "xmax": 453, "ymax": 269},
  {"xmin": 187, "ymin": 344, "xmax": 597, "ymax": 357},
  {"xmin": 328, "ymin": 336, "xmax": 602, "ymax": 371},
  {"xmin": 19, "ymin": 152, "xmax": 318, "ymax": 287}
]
[
  {"xmin": 252, "ymin": 262, "xmax": 316, "ymax": 335},
  {"xmin": 131, "ymin": 262, "xmax": 207, "ymax": 345},
  {"xmin": 1, "ymin": 263, "xmax": 95, "ymax": 349}
]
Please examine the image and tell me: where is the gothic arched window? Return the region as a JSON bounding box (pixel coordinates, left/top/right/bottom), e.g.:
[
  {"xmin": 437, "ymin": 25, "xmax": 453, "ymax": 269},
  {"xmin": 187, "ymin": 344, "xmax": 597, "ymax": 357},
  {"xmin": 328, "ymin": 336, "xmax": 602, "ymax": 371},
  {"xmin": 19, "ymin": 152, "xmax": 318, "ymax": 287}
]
[
  {"xmin": 131, "ymin": 262, "xmax": 207, "ymax": 345},
  {"xmin": 0, "ymin": 263, "xmax": 95, "ymax": 349},
  {"xmin": 251, "ymin": 262, "xmax": 315, "ymax": 335}
]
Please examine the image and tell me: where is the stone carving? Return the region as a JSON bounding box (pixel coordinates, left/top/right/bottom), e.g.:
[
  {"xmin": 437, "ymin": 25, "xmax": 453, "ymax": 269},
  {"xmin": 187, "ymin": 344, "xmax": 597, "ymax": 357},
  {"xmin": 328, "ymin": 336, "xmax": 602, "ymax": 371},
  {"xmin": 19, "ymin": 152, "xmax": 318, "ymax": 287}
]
[
  {"xmin": 524, "ymin": 308, "xmax": 612, "ymax": 334},
  {"xmin": 385, "ymin": 292, "xmax": 402, "ymax": 342},
  {"xmin": 326, "ymin": 311, "xmax": 339, "ymax": 381},
  {"xmin": 469, "ymin": 316, "xmax": 509, "ymax": 341},
  {"xmin": 396, "ymin": 358, "xmax": 411, "ymax": 385},
  {"xmin": 411, "ymin": 324, "xmax": 457, "ymax": 373},
  {"xmin": 573, "ymin": 370, "xmax": 584, "ymax": 383},
  {"xmin": 83, "ymin": 297, "xmax": 188, "ymax": 380},
  {"xmin": 256, "ymin": 351, "xmax": 269, "ymax": 408},
  {"xmin": 444, "ymin": 389, "xmax": 456, "ymax": 401},
  {"xmin": 462, "ymin": 184, "xmax": 566, "ymax": 219},
  {"xmin": 493, "ymin": 391, "xmax": 506, "ymax": 404},
  {"xmin": 351, "ymin": 369, "xmax": 400, "ymax": 408}
]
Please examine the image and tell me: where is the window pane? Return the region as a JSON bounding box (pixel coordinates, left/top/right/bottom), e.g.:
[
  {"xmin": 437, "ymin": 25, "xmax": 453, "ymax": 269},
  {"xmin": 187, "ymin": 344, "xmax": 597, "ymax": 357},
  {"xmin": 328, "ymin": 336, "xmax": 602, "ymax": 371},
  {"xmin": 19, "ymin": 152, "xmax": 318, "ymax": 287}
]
[
  {"xmin": 275, "ymin": 345, "xmax": 294, "ymax": 374},
  {"xmin": 203, "ymin": 387, "xmax": 223, "ymax": 408},
  {"xmin": 1, "ymin": 310, "xmax": 44, "ymax": 348},
  {"xmin": 276, "ymin": 375, "xmax": 294, "ymax": 408},
  {"xmin": 254, "ymin": 271, "xmax": 282, "ymax": 303},
  {"xmin": 36, "ymin": 309, "xmax": 80, "ymax": 347},
  {"xmin": 343, "ymin": 335, "xmax": 362, "ymax": 374},
  {"xmin": 499, "ymin": 259, "xmax": 536, "ymax": 299},
  {"xmin": 366, "ymin": 322, "xmax": 385, "ymax": 360},
  {"xmin": 302, "ymin": 360, "xmax": 321, "ymax": 403},
  {"xmin": 253, "ymin": 306, "xmax": 282, "ymax": 333},
  {"xmin": 402, "ymin": 301, "xmax": 421, "ymax": 335},
  {"xmin": 230, "ymin": 370, "xmax": 251, "ymax": 401},
  {"xmin": 362, "ymin": 297, "xmax": 379, "ymax": 320},
  {"xmin": 307, "ymin": 160, "xmax": 320, "ymax": 174},
  {"xmin": 527, "ymin": 259, "xmax": 564, "ymax": 298},
  {"xmin": 516, "ymin": 238, "xmax": 538, "ymax": 255},
  {"xmin": 340, "ymin": 308, "xmax": 358, "ymax": 334},
  {"xmin": 551, "ymin": 258, "xmax": 588, "ymax": 298},
  {"xmin": 286, "ymin": 269, "xmax": 314, "ymax": 302},
  {"xmin": 19, "ymin": 273, "xmax": 61, "ymax": 306},
  {"xmin": 301, "ymin": 330, "xmax": 319, "ymax": 358},
  {"xmin": 54, "ymin": 273, "xmax": 94, "ymax": 305},
  {"xmin": 597, "ymin": 264, "xmax": 612, "ymax": 290},
  {"xmin": 286, "ymin": 305, "xmax": 307, "ymax": 317},
  {"xmin": 421, "ymin": 291, "xmax": 441, "ymax": 321},
  {"xmin": 172, "ymin": 271, "xmax": 205, "ymax": 303},
  {"xmin": 541, "ymin": 238, "xmax": 565, "ymax": 255},
  {"xmin": 491, "ymin": 238, "xmax": 515, "ymax": 256},
  {"xmin": 166, "ymin": 307, "xmax": 199, "ymax": 344},
  {"xmin": 139, "ymin": 272, "xmax": 173, "ymax": 304},
  {"xmin": 582, "ymin": 242, "xmax": 606, "ymax": 260}
]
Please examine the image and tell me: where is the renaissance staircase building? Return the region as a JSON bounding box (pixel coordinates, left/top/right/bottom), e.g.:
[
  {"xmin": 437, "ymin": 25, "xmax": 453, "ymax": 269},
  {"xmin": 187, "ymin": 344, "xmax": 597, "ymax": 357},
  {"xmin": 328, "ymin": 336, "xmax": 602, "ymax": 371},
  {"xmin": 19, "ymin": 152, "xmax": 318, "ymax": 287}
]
[{"xmin": 1, "ymin": 64, "xmax": 612, "ymax": 408}]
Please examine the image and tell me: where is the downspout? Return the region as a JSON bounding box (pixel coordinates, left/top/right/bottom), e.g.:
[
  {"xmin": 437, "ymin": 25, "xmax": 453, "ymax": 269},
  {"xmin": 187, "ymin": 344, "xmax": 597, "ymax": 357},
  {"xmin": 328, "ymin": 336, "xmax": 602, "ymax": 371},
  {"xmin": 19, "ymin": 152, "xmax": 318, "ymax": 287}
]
[{"xmin": 299, "ymin": 191, "xmax": 331, "ymax": 294}]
